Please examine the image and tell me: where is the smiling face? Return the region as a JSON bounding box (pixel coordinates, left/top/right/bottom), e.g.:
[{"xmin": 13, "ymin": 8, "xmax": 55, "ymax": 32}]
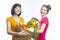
[
  {"xmin": 14, "ymin": 6, "xmax": 21, "ymax": 15},
  {"xmin": 40, "ymin": 6, "xmax": 48, "ymax": 16}
]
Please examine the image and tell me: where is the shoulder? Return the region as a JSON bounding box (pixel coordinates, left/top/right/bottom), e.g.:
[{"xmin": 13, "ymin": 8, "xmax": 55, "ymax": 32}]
[
  {"xmin": 44, "ymin": 17, "xmax": 48, "ymax": 21},
  {"xmin": 19, "ymin": 17, "xmax": 24, "ymax": 19},
  {"xmin": 19, "ymin": 17, "xmax": 24, "ymax": 21},
  {"xmin": 43, "ymin": 17, "xmax": 49, "ymax": 24},
  {"xmin": 6, "ymin": 16, "xmax": 12, "ymax": 22},
  {"xmin": 19, "ymin": 17, "xmax": 24, "ymax": 23}
]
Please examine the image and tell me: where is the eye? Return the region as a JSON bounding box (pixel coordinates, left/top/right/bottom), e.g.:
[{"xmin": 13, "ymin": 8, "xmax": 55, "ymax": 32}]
[{"xmin": 41, "ymin": 8, "xmax": 43, "ymax": 10}]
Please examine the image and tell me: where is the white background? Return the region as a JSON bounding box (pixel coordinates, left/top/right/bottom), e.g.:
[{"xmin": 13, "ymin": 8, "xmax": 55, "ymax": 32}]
[{"xmin": 0, "ymin": 0, "xmax": 60, "ymax": 40}]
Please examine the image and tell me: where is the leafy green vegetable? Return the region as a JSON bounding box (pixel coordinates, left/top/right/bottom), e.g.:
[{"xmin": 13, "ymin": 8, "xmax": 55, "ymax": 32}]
[{"xmin": 27, "ymin": 17, "xmax": 39, "ymax": 40}]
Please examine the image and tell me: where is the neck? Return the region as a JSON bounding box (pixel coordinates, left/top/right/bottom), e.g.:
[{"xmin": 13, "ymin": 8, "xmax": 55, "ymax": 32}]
[
  {"xmin": 41, "ymin": 15, "xmax": 46, "ymax": 18},
  {"xmin": 13, "ymin": 14, "xmax": 19, "ymax": 18}
]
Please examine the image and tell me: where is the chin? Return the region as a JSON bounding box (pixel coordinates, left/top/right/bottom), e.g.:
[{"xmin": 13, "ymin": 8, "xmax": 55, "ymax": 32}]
[{"xmin": 41, "ymin": 14, "xmax": 44, "ymax": 16}]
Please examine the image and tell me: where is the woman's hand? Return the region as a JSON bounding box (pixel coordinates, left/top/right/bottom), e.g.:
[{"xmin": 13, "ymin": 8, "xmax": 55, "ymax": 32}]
[{"xmin": 18, "ymin": 30, "xmax": 31, "ymax": 36}]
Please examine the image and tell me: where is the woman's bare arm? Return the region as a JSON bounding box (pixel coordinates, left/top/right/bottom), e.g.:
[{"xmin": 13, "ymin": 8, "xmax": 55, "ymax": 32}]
[
  {"xmin": 7, "ymin": 21, "xmax": 31, "ymax": 36},
  {"xmin": 37, "ymin": 23, "xmax": 46, "ymax": 33},
  {"xmin": 7, "ymin": 21, "xmax": 20, "ymax": 36}
]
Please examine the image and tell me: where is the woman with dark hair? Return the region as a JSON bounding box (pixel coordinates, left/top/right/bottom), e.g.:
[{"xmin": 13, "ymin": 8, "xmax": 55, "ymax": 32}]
[
  {"xmin": 37, "ymin": 4, "xmax": 51, "ymax": 40},
  {"xmin": 11, "ymin": 3, "xmax": 22, "ymax": 16},
  {"xmin": 6, "ymin": 3, "xmax": 31, "ymax": 40}
]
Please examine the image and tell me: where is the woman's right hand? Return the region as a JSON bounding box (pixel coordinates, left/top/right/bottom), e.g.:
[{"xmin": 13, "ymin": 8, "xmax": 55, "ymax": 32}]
[{"xmin": 18, "ymin": 30, "xmax": 30, "ymax": 36}]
